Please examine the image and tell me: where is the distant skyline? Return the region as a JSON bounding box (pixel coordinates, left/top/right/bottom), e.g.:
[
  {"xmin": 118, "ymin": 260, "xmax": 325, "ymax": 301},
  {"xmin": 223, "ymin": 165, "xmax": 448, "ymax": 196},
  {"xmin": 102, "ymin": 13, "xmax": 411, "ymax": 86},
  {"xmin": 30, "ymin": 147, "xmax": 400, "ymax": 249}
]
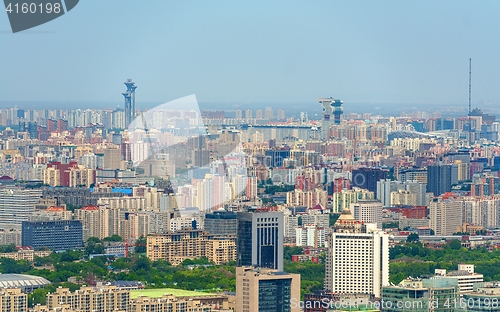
[{"xmin": 2, "ymin": 1, "xmax": 500, "ymax": 108}]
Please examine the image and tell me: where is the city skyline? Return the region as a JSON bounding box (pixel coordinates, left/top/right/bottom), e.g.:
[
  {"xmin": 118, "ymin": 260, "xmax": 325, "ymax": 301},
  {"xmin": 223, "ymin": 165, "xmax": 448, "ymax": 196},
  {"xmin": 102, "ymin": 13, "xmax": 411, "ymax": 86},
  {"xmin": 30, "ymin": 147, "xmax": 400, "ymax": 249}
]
[{"xmin": 4, "ymin": 2, "xmax": 500, "ymax": 311}]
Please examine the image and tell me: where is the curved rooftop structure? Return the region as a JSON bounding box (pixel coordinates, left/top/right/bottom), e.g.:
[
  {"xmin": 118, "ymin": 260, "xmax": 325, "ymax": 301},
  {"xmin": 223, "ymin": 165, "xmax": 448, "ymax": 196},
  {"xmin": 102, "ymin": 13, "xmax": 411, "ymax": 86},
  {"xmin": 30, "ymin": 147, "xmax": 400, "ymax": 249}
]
[{"xmin": 0, "ymin": 274, "xmax": 51, "ymax": 293}]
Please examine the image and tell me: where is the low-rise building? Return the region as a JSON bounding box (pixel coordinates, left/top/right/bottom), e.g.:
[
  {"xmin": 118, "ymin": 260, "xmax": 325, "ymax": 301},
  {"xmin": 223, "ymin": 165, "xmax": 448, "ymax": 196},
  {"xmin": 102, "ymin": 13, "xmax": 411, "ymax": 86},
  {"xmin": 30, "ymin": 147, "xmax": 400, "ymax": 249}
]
[
  {"xmin": 434, "ymin": 264, "xmax": 484, "ymax": 293},
  {"xmin": 382, "ymin": 277, "xmax": 459, "ymax": 312},
  {"xmin": 464, "ymin": 282, "xmax": 500, "ymax": 312},
  {"xmin": 0, "ymin": 248, "xmax": 51, "ymax": 261}
]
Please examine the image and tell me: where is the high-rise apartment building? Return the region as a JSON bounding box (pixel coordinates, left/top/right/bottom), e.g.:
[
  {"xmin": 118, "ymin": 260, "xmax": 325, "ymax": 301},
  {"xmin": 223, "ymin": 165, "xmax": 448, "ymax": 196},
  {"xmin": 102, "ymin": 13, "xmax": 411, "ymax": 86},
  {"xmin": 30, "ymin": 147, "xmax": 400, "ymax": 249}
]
[
  {"xmin": 325, "ymin": 209, "xmax": 389, "ymax": 298},
  {"xmin": 377, "ymin": 179, "xmax": 402, "ymax": 207},
  {"xmin": 236, "ymin": 266, "xmax": 300, "ymax": 312},
  {"xmin": 255, "ymin": 109, "xmax": 263, "ymax": 120},
  {"xmin": 429, "ymin": 194, "xmax": 463, "ymax": 236},
  {"xmin": 286, "ymin": 188, "xmax": 328, "ymax": 209},
  {"xmin": 103, "ymin": 147, "xmax": 122, "ymax": 170},
  {"xmin": 427, "ymin": 164, "xmax": 458, "ymax": 196},
  {"xmin": 398, "ymin": 168, "xmax": 428, "ymax": 184},
  {"xmin": 264, "ymin": 107, "xmax": 274, "ymax": 119},
  {"xmin": 390, "ymin": 190, "xmax": 417, "ymax": 206},
  {"xmin": 300, "ymin": 211, "xmax": 329, "ymax": 229},
  {"xmin": 237, "ymin": 211, "xmax": 284, "ymax": 271},
  {"xmin": 0, "ymin": 189, "xmax": 41, "ymax": 230},
  {"xmin": 235, "ymin": 109, "xmax": 243, "ymax": 119},
  {"xmin": 404, "ymin": 180, "xmax": 427, "ymax": 206},
  {"xmin": 331, "ymin": 187, "xmax": 375, "ymax": 213},
  {"xmin": 277, "ymin": 109, "xmax": 285, "ymax": 120},
  {"xmin": 377, "ymin": 179, "xmax": 427, "ymax": 207},
  {"xmin": 295, "ymin": 224, "xmax": 326, "ymax": 248},
  {"xmin": 75, "ymin": 205, "xmax": 119, "ymax": 240},
  {"xmin": 350, "ymin": 199, "xmax": 383, "ymax": 229}
]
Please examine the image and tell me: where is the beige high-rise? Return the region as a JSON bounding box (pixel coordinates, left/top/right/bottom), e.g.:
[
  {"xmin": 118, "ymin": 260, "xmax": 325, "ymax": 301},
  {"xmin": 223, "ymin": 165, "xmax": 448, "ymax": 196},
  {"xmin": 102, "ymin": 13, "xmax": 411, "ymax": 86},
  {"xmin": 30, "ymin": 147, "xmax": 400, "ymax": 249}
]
[{"xmin": 429, "ymin": 195, "xmax": 463, "ymax": 236}]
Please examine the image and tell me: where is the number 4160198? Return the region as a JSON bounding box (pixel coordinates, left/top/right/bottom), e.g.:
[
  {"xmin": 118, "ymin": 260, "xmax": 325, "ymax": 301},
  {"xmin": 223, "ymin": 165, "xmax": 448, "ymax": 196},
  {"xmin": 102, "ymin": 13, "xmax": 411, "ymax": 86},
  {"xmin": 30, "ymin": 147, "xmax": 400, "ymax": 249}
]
[{"xmin": 5, "ymin": 2, "xmax": 61, "ymax": 14}]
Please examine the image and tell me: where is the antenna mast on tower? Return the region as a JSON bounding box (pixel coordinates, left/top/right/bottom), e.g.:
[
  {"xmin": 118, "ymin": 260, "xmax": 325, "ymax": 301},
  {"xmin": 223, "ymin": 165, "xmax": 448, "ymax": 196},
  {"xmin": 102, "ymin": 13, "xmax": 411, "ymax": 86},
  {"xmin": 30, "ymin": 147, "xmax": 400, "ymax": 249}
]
[{"xmin": 468, "ymin": 58, "xmax": 472, "ymax": 146}]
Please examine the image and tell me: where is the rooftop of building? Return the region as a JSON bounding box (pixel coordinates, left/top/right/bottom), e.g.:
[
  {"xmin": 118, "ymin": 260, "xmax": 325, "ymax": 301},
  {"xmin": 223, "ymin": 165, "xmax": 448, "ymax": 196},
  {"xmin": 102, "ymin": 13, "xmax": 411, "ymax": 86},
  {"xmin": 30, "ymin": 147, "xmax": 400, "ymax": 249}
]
[
  {"xmin": 45, "ymin": 206, "xmax": 67, "ymax": 212},
  {"xmin": 0, "ymin": 274, "xmax": 51, "ymax": 288},
  {"xmin": 336, "ymin": 208, "xmax": 356, "ymax": 222},
  {"xmin": 80, "ymin": 205, "xmax": 99, "ymax": 210},
  {"xmin": 129, "ymin": 288, "xmax": 217, "ymax": 299},
  {"xmin": 447, "ymin": 270, "xmax": 482, "ymax": 277}
]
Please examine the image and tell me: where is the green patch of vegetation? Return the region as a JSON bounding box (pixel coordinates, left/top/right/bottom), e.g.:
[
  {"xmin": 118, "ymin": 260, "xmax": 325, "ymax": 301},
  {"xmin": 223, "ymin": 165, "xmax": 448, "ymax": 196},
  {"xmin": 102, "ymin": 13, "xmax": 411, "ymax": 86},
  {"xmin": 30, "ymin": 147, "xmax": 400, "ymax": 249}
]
[
  {"xmin": 264, "ymin": 184, "xmax": 295, "ymax": 195},
  {"xmin": 284, "ymin": 260, "xmax": 324, "ymax": 299},
  {"xmin": 6, "ymin": 250, "xmax": 237, "ymax": 307}
]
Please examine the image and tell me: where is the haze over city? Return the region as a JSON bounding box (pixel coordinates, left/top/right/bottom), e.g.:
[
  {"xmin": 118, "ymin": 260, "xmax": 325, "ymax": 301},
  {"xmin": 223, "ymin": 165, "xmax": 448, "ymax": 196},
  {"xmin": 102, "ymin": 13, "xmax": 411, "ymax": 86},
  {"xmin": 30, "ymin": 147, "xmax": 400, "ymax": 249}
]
[{"xmin": 2, "ymin": 1, "xmax": 500, "ymax": 112}]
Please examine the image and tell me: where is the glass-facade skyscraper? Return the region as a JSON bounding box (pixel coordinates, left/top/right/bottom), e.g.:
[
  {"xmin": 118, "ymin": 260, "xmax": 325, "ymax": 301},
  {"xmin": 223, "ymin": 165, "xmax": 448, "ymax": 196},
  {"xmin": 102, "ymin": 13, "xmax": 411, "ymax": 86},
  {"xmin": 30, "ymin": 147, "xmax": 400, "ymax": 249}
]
[{"xmin": 237, "ymin": 210, "xmax": 284, "ymax": 271}]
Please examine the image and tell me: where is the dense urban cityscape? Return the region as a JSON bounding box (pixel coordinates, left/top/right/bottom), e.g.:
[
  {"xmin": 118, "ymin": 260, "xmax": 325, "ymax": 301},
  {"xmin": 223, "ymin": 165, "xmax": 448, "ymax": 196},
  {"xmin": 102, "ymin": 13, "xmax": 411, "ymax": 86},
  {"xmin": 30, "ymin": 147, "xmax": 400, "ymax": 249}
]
[
  {"xmin": 0, "ymin": 83, "xmax": 498, "ymax": 311},
  {"xmin": 3, "ymin": 0, "xmax": 500, "ymax": 311}
]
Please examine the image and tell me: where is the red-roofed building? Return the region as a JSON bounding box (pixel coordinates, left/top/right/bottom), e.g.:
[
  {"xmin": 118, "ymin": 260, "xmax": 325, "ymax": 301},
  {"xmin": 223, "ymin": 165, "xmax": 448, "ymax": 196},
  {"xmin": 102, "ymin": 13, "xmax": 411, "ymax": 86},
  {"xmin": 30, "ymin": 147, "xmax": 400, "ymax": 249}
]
[
  {"xmin": 0, "ymin": 175, "xmax": 15, "ymax": 184},
  {"xmin": 80, "ymin": 205, "xmax": 99, "ymax": 211},
  {"xmin": 45, "ymin": 206, "xmax": 67, "ymax": 212},
  {"xmin": 387, "ymin": 206, "xmax": 428, "ymax": 219}
]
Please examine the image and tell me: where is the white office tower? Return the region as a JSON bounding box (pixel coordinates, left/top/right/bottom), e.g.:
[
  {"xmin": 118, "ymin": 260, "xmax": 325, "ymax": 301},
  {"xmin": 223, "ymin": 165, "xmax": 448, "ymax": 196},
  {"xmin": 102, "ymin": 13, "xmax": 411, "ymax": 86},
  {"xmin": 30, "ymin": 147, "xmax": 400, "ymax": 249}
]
[{"xmin": 325, "ymin": 208, "xmax": 389, "ymax": 298}]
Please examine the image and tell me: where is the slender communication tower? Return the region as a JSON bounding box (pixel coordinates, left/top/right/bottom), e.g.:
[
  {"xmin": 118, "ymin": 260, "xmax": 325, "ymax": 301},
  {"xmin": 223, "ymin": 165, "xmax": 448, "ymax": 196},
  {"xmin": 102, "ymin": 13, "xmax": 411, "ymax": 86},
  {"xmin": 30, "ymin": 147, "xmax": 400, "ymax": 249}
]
[
  {"xmin": 122, "ymin": 79, "xmax": 137, "ymax": 127},
  {"xmin": 468, "ymin": 58, "xmax": 472, "ymax": 145}
]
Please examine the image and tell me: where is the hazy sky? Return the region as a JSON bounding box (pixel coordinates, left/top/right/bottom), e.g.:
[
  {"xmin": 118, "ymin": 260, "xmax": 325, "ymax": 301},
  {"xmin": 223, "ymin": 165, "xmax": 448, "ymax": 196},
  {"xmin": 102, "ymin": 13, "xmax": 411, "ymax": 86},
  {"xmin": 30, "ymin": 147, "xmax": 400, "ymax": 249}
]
[{"xmin": 1, "ymin": 1, "xmax": 500, "ymax": 107}]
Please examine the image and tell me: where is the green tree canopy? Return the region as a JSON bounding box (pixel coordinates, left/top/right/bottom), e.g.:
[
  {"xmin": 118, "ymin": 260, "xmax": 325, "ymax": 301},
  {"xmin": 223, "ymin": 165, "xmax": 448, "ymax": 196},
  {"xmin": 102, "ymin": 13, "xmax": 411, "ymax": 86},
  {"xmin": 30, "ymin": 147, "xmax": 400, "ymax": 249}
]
[{"xmin": 406, "ymin": 233, "xmax": 420, "ymax": 243}]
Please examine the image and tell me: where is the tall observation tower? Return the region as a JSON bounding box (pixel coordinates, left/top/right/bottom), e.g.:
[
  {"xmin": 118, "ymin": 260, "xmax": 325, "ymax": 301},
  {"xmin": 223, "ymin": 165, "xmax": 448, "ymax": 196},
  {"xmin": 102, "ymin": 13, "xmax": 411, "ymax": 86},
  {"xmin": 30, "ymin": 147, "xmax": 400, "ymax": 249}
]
[
  {"xmin": 122, "ymin": 79, "xmax": 137, "ymax": 127},
  {"xmin": 318, "ymin": 97, "xmax": 343, "ymax": 141}
]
